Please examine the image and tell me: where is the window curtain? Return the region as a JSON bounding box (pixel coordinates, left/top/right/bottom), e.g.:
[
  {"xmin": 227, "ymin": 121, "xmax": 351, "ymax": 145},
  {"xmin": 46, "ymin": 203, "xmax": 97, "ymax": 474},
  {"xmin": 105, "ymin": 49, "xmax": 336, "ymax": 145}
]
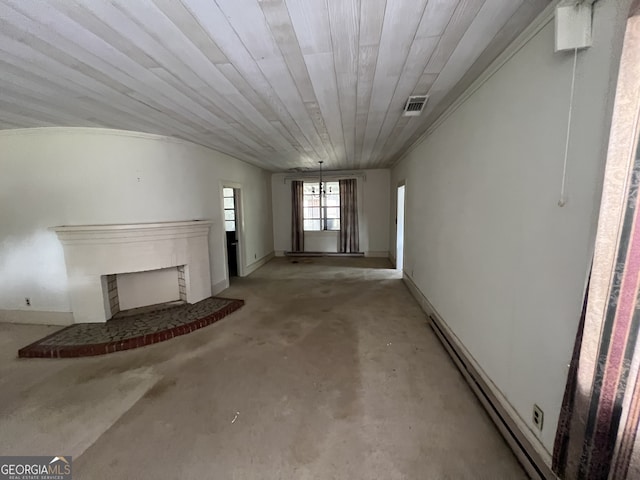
[
  {"xmin": 552, "ymin": 9, "xmax": 640, "ymax": 479},
  {"xmin": 339, "ymin": 179, "xmax": 359, "ymax": 253},
  {"xmin": 291, "ymin": 180, "xmax": 304, "ymax": 252}
]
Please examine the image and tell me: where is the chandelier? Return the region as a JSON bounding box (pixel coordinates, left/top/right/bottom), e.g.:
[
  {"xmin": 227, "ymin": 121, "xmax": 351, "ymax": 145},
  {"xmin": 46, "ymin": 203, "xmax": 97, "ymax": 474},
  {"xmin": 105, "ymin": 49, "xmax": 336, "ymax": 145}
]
[{"xmin": 311, "ymin": 160, "xmax": 325, "ymax": 196}]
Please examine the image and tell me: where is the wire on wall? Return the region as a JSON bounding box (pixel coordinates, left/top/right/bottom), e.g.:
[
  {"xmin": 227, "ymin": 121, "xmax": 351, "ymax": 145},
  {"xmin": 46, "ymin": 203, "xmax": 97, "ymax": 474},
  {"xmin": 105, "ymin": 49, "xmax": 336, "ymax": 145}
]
[{"xmin": 559, "ymin": 47, "xmax": 579, "ymax": 207}]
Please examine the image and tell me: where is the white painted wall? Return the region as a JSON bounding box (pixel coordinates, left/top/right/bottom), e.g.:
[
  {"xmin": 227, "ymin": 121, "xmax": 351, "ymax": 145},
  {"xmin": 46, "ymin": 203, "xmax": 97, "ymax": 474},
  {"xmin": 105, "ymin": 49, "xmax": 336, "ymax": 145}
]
[
  {"xmin": 390, "ymin": 0, "xmax": 631, "ymax": 454},
  {"xmin": 116, "ymin": 267, "xmax": 180, "ymax": 311},
  {"xmin": 303, "ymin": 231, "xmax": 339, "ymax": 253},
  {"xmin": 0, "ymin": 128, "xmax": 274, "ymax": 323},
  {"xmin": 272, "ymin": 169, "xmax": 390, "ymax": 255}
]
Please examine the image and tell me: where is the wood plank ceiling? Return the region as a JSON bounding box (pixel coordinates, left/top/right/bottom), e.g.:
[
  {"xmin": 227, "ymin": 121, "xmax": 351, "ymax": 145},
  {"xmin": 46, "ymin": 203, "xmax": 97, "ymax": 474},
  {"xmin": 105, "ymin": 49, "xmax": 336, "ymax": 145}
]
[{"xmin": 0, "ymin": 0, "xmax": 549, "ymax": 171}]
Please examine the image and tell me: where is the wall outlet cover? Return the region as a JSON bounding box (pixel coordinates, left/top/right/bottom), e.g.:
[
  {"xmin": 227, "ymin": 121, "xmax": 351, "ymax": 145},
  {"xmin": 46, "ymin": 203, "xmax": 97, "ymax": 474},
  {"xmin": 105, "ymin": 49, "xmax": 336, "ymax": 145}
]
[{"xmin": 533, "ymin": 404, "xmax": 544, "ymax": 431}]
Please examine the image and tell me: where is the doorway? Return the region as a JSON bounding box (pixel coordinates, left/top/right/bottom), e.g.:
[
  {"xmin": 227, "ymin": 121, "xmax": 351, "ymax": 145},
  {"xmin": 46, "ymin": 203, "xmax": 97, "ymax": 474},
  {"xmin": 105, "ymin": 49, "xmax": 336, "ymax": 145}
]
[
  {"xmin": 223, "ymin": 187, "xmax": 240, "ymax": 277},
  {"xmin": 396, "ymin": 184, "xmax": 405, "ymax": 271}
]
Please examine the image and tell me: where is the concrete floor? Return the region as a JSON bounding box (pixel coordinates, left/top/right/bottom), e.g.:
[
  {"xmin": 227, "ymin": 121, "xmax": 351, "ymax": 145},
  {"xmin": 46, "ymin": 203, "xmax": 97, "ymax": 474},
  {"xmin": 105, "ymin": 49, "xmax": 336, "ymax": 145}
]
[{"xmin": 0, "ymin": 257, "xmax": 526, "ymax": 479}]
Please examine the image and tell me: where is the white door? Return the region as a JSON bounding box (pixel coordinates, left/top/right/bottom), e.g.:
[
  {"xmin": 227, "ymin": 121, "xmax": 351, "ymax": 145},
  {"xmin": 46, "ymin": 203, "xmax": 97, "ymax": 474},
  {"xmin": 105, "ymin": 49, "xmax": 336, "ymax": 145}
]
[{"xmin": 396, "ymin": 185, "xmax": 405, "ymax": 271}]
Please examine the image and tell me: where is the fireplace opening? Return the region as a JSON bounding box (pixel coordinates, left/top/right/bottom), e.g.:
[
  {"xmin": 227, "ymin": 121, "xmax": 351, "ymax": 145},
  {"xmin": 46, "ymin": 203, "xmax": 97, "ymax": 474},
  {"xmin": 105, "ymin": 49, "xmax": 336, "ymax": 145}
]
[{"xmin": 104, "ymin": 265, "xmax": 188, "ymax": 320}]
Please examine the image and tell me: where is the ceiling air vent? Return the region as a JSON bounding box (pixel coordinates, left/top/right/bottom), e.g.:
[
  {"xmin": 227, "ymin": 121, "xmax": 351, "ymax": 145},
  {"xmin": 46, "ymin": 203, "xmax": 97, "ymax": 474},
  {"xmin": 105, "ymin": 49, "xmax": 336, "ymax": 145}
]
[{"xmin": 403, "ymin": 95, "xmax": 428, "ymax": 117}]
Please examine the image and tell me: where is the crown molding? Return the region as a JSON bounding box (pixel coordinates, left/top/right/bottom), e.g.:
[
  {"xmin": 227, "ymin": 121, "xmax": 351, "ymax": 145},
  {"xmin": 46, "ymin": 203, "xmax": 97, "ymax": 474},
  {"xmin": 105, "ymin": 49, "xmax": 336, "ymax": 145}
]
[{"xmin": 392, "ymin": 0, "xmax": 560, "ymax": 168}]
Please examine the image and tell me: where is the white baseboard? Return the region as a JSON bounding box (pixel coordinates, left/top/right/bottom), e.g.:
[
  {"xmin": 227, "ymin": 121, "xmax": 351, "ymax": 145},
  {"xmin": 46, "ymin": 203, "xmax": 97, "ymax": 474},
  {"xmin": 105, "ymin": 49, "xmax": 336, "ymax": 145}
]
[
  {"xmin": 402, "ymin": 272, "xmax": 556, "ymax": 480},
  {"xmin": 275, "ymin": 250, "xmax": 286, "ymax": 257},
  {"xmin": 243, "ymin": 251, "xmax": 275, "ymax": 276},
  {"xmin": 365, "ymin": 251, "xmax": 391, "ymax": 258},
  {"xmin": 0, "ymin": 309, "xmax": 73, "ymax": 326},
  {"xmin": 211, "ymin": 279, "xmax": 230, "ymax": 296}
]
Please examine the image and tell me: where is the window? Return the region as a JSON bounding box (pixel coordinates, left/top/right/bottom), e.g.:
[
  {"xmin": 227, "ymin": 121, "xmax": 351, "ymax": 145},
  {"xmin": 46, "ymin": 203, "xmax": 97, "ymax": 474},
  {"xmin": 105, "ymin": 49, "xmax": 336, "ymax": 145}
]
[
  {"xmin": 303, "ymin": 181, "xmax": 340, "ymax": 231},
  {"xmin": 223, "ymin": 188, "xmax": 236, "ymax": 232}
]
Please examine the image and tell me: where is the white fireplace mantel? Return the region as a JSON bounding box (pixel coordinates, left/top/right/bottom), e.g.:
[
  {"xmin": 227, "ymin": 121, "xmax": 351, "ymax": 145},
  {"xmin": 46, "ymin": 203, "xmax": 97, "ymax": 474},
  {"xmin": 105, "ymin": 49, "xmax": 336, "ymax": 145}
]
[{"xmin": 53, "ymin": 220, "xmax": 213, "ymax": 323}]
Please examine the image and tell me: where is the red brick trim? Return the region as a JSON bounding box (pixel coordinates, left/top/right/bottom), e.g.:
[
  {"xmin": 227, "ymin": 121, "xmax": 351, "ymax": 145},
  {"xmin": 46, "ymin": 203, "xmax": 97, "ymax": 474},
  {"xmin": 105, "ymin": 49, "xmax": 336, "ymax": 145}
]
[{"xmin": 18, "ymin": 298, "xmax": 244, "ymax": 359}]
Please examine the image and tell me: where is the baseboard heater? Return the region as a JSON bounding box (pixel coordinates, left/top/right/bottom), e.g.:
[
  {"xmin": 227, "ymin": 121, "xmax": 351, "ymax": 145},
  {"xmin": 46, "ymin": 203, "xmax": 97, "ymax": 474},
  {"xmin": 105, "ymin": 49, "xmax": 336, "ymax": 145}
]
[
  {"xmin": 428, "ymin": 314, "xmax": 557, "ymax": 480},
  {"xmin": 284, "ymin": 251, "xmax": 364, "ymax": 257}
]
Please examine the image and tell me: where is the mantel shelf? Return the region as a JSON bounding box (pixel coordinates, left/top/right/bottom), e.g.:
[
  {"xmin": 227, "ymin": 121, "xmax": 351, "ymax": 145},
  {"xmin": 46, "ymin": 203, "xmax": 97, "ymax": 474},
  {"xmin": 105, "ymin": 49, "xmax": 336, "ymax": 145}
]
[
  {"xmin": 52, "ymin": 220, "xmax": 212, "ymax": 232},
  {"xmin": 52, "ymin": 220, "xmax": 213, "ymax": 245}
]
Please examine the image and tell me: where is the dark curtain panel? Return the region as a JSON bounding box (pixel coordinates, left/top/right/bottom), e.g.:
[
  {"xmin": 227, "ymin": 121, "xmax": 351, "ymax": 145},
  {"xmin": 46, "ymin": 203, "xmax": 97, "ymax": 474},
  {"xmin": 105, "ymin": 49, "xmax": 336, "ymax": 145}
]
[
  {"xmin": 552, "ymin": 275, "xmax": 590, "ymax": 478},
  {"xmin": 291, "ymin": 181, "xmax": 304, "ymax": 252},
  {"xmin": 339, "ymin": 179, "xmax": 359, "ymax": 253}
]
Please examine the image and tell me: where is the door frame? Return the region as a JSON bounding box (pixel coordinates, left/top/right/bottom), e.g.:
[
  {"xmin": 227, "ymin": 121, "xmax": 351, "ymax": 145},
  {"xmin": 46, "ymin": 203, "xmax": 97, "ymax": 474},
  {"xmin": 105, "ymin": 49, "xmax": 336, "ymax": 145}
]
[
  {"xmin": 396, "ymin": 180, "xmax": 406, "ymax": 271},
  {"xmin": 219, "ymin": 181, "xmax": 245, "ymax": 279}
]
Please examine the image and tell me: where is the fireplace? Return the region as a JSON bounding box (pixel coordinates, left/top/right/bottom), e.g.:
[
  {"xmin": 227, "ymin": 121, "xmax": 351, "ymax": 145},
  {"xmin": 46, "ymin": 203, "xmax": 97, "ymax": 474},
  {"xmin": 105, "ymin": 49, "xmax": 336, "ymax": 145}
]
[
  {"xmin": 53, "ymin": 221, "xmax": 213, "ymax": 323},
  {"xmin": 105, "ymin": 265, "xmax": 188, "ymax": 318}
]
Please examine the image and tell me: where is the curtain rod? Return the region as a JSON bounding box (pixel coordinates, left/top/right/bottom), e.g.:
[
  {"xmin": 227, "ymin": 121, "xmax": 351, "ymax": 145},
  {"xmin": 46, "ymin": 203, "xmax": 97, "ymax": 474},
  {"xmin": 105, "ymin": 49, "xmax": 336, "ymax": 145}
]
[{"xmin": 282, "ymin": 171, "xmax": 367, "ymax": 183}]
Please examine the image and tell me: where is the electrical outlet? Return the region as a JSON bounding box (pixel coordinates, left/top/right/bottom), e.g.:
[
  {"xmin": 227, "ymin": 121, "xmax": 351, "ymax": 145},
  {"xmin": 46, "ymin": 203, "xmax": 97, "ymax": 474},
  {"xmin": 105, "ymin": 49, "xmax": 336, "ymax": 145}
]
[
  {"xmin": 254, "ymin": 253, "xmax": 257, "ymax": 259},
  {"xmin": 25, "ymin": 297, "xmax": 31, "ymax": 307},
  {"xmin": 533, "ymin": 404, "xmax": 544, "ymax": 431}
]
